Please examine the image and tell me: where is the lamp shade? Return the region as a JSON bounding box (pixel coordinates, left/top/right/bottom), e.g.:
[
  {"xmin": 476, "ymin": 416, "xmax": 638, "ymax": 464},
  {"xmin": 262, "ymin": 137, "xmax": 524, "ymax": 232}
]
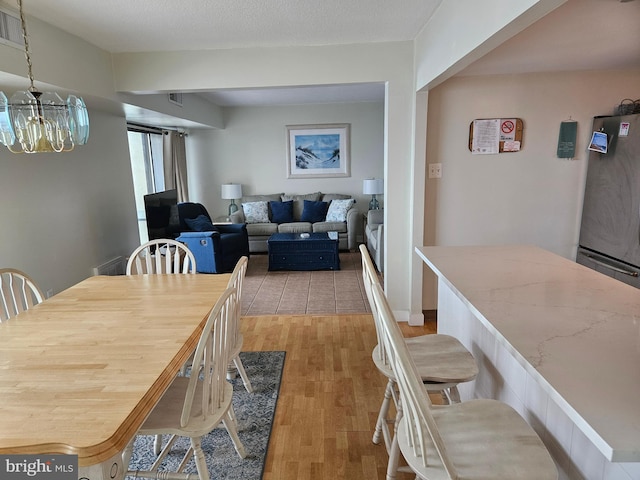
[
  {"xmin": 363, "ymin": 178, "xmax": 384, "ymax": 195},
  {"xmin": 221, "ymin": 183, "xmax": 243, "ymax": 199}
]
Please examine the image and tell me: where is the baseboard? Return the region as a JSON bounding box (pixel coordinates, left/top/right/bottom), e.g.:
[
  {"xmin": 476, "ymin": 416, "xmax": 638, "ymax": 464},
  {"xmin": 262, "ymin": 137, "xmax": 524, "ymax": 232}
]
[{"xmin": 393, "ymin": 309, "xmax": 426, "ymax": 326}]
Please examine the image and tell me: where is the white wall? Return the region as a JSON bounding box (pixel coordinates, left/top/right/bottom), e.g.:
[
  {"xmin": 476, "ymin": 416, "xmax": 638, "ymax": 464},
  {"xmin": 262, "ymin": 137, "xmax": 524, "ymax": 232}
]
[
  {"xmin": 421, "ymin": 68, "xmax": 640, "ymax": 308},
  {"xmin": 0, "ymin": 110, "xmax": 140, "ymax": 296},
  {"xmin": 414, "ymin": 0, "xmax": 565, "ymax": 90},
  {"xmin": 187, "ymin": 102, "xmax": 384, "ymax": 231}
]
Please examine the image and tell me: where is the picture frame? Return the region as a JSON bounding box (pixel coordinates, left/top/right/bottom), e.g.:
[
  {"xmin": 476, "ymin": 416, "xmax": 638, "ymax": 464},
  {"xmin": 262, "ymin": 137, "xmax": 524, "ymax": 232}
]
[{"xmin": 286, "ymin": 123, "xmax": 350, "ymax": 178}]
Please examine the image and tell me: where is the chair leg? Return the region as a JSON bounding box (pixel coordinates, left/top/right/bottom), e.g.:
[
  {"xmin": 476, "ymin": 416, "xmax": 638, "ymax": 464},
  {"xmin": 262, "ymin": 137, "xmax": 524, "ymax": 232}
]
[
  {"xmin": 385, "ymin": 429, "xmax": 401, "ymax": 480},
  {"xmin": 222, "ymin": 410, "xmax": 247, "ymax": 459},
  {"xmin": 373, "ymin": 378, "xmax": 395, "ymax": 449},
  {"xmin": 446, "ymin": 385, "xmax": 461, "ymax": 404},
  {"xmin": 122, "ymin": 437, "xmax": 135, "ymax": 471},
  {"xmin": 153, "ymin": 434, "xmax": 162, "ymax": 455},
  {"xmin": 191, "ymin": 436, "xmax": 211, "ymax": 480},
  {"xmin": 233, "ymin": 355, "xmax": 253, "ymax": 393}
]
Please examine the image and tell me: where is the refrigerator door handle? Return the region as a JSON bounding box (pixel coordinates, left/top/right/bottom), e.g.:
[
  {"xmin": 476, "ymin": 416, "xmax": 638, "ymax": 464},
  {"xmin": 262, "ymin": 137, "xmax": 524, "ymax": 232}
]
[{"xmin": 584, "ymin": 254, "xmax": 639, "ymax": 277}]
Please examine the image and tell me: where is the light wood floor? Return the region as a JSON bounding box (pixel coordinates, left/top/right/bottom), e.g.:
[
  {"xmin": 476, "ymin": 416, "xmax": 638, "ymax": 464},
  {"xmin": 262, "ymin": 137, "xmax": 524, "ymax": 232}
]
[{"xmin": 241, "ymin": 313, "xmax": 435, "ymax": 480}]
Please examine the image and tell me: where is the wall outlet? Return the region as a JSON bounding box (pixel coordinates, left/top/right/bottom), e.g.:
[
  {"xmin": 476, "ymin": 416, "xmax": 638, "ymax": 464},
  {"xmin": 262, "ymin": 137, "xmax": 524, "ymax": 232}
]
[{"xmin": 428, "ymin": 163, "xmax": 442, "ymax": 178}]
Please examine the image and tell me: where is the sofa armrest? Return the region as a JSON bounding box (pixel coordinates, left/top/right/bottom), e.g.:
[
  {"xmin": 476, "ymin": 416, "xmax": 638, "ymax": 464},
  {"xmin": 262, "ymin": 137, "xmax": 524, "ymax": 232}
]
[
  {"xmin": 346, "ymin": 207, "xmax": 359, "ymax": 251},
  {"xmin": 215, "ymin": 223, "xmax": 248, "ymax": 235},
  {"xmin": 374, "ymin": 223, "xmax": 384, "ymax": 272},
  {"xmin": 229, "ymin": 210, "xmax": 245, "ymax": 224},
  {"xmin": 367, "ymin": 209, "xmax": 384, "ymax": 227}
]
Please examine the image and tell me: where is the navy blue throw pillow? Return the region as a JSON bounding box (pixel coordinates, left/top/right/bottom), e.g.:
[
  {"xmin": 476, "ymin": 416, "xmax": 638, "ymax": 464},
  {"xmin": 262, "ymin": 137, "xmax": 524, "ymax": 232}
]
[
  {"xmin": 300, "ymin": 200, "xmax": 329, "ymax": 223},
  {"xmin": 185, "ymin": 215, "xmax": 218, "ymax": 232},
  {"xmin": 270, "ymin": 200, "xmax": 294, "ymax": 224}
]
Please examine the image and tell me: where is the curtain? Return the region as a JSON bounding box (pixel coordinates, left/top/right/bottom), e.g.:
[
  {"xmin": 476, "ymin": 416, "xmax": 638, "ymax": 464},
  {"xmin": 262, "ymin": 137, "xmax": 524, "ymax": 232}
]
[{"xmin": 163, "ymin": 130, "xmax": 189, "ymax": 202}]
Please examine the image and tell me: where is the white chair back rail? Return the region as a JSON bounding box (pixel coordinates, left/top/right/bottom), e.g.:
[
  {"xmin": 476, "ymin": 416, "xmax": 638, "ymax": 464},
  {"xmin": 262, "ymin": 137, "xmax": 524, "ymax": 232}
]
[
  {"xmin": 359, "ymin": 244, "xmax": 387, "ymax": 366},
  {"xmin": 371, "ymin": 281, "xmax": 557, "ymax": 480},
  {"xmin": 371, "ymin": 281, "xmax": 457, "ymax": 477},
  {"xmin": 225, "ymin": 256, "xmax": 253, "ymax": 393},
  {"xmin": 126, "ymin": 239, "xmax": 196, "ymax": 275},
  {"xmin": 125, "ymin": 287, "xmax": 246, "ymax": 480},
  {"xmin": 0, "ymin": 268, "xmax": 45, "ymax": 322},
  {"xmin": 226, "ymin": 256, "xmax": 247, "ymax": 346},
  {"xmin": 182, "ymin": 287, "xmax": 237, "ymax": 427}
]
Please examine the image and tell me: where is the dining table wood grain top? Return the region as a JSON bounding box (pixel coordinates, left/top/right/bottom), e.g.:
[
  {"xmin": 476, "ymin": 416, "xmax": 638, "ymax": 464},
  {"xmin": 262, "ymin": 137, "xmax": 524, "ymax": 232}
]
[{"xmin": 0, "ymin": 273, "xmax": 230, "ymax": 466}]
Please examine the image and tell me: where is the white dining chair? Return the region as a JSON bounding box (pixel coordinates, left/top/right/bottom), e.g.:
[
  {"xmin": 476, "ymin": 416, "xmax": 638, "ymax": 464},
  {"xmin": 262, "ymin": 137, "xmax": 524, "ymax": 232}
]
[
  {"xmin": 225, "ymin": 256, "xmax": 253, "ymax": 393},
  {"xmin": 0, "ymin": 268, "xmax": 45, "ymax": 322},
  {"xmin": 359, "ymin": 244, "xmax": 478, "ymax": 454},
  {"xmin": 126, "ymin": 238, "xmax": 196, "ymax": 275},
  {"xmin": 371, "ymin": 281, "xmax": 558, "ymax": 480},
  {"xmin": 127, "ymin": 238, "xmax": 196, "ymax": 455},
  {"xmin": 124, "ymin": 287, "xmax": 246, "ymax": 480}
]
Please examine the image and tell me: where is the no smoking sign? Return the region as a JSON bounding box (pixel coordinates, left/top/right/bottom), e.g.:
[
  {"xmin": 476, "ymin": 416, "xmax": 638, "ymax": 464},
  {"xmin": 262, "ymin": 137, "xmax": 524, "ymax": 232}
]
[{"xmin": 500, "ymin": 118, "xmax": 516, "ymax": 141}]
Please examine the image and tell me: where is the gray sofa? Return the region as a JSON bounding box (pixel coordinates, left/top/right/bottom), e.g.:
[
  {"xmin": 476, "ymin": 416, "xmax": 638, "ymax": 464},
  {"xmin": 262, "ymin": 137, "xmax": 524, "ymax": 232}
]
[
  {"xmin": 229, "ymin": 192, "xmax": 358, "ymax": 253},
  {"xmin": 365, "ymin": 209, "xmax": 384, "ymax": 272}
]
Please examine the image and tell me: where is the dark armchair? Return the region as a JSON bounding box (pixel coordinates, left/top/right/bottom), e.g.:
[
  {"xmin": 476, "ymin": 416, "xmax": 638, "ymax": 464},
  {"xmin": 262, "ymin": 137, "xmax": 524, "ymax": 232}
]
[{"xmin": 176, "ymin": 202, "xmax": 249, "ymax": 274}]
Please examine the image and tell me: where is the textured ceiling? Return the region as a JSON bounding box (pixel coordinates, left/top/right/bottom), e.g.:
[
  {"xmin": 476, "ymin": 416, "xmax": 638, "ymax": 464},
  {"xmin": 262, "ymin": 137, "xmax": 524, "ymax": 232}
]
[
  {"xmin": 1, "ymin": 0, "xmax": 637, "ymax": 116},
  {"xmin": 11, "ymin": 0, "xmax": 443, "ymax": 52}
]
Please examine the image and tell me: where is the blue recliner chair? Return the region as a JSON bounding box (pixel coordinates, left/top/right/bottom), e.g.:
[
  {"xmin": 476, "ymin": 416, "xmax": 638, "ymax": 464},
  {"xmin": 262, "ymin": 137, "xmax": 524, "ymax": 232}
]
[{"xmin": 176, "ymin": 202, "xmax": 249, "ymax": 274}]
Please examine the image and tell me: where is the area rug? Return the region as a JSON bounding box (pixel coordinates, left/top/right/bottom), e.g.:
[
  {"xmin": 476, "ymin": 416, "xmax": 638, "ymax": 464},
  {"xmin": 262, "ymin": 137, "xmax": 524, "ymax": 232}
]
[
  {"xmin": 126, "ymin": 351, "xmax": 285, "ymax": 480},
  {"xmin": 242, "ymin": 251, "xmax": 371, "ymax": 315}
]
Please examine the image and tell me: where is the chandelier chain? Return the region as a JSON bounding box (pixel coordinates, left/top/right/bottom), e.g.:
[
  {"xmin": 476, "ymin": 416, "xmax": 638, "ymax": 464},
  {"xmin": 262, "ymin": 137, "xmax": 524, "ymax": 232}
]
[{"xmin": 17, "ymin": 0, "xmax": 36, "ymax": 92}]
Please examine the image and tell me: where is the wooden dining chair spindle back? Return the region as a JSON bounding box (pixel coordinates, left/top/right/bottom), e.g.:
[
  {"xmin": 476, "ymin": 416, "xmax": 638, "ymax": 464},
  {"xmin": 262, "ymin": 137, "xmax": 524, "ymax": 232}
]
[
  {"xmin": 371, "ymin": 282, "xmax": 558, "ymax": 480},
  {"xmin": 226, "ymin": 256, "xmax": 253, "ymax": 393},
  {"xmin": 359, "ymin": 245, "xmax": 478, "ymax": 457},
  {"xmin": 125, "ymin": 287, "xmax": 246, "ymax": 480},
  {"xmin": 126, "ymin": 239, "xmax": 196, "ymax": 275},
  {"xmin": 0, "ymin": 268, "xmax": 45, "ymax": 322}
]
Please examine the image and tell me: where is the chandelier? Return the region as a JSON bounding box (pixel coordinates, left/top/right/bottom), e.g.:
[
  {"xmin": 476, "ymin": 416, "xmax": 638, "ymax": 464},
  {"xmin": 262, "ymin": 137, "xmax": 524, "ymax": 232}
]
[{"xmin": 0, "ymin": 0, "xmax": 89, "ymax": 153}]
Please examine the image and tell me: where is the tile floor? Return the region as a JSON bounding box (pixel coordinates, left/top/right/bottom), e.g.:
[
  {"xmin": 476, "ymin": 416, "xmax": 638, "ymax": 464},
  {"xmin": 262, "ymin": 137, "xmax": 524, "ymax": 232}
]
[{"xmin": 242, "ymin": 252, "xmax": 371, "ymax": 315}]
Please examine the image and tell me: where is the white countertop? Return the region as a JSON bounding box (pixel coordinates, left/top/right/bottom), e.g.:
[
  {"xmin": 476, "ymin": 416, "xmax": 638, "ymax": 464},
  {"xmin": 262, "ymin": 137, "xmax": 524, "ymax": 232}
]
[{"xmin": 416, "ymin": 245, "xmax": 640, "ymax": 462}]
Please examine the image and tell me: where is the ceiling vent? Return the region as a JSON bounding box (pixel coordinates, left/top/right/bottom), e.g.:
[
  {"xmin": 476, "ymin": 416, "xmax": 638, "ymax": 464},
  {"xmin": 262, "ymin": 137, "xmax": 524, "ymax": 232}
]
[
  {"xmin": 168, "ymin": 92, "xmax": 183, "ymax": 107},
  {"xmin": 0, "ymin": 7, "xmax": 24, "ymax": 48}
]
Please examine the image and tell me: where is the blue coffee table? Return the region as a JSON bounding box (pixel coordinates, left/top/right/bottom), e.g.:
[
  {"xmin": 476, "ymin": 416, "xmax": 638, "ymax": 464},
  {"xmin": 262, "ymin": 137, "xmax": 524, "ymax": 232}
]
[{"xmin": 267, "ymin": 232, "xmax": 340, "ymax": 271}]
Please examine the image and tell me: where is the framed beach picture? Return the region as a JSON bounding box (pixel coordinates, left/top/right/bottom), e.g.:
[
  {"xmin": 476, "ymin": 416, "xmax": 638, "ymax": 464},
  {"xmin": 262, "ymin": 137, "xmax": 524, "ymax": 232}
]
[{"xmin": 286, "ymin": 123, "xmax": 350, "ymax": 178}]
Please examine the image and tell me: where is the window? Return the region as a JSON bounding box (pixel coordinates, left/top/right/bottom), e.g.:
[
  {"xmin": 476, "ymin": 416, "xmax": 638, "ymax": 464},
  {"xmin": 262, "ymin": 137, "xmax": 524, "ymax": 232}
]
[{"xmin": 128, "ymin": 125, "xmax": 164, "ymax": 243}]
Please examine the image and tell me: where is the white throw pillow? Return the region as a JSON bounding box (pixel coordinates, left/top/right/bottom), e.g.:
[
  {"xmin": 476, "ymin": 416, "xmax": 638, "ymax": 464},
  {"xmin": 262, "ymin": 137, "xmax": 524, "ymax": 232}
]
[
  {"xmin": 325, "ymin": 198, "xmax": 355, "ymax": 222},
  {"xmin": 242, "ymin": 201, "xmax": 270, "ymax": 223}
]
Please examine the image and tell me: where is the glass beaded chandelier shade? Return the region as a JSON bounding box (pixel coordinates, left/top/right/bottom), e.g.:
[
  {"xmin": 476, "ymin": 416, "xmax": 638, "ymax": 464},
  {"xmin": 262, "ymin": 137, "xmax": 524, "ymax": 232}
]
[{"xmin": 0, "ymin": 0, "xmax": 90, "ymax": 153}]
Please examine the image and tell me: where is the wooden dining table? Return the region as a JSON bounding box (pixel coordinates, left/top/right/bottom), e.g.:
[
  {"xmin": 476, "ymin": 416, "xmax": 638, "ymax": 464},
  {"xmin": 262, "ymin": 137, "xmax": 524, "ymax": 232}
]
[{"xmin": 0, "ymin": 273, "xmax": 231, "ymax": 480}]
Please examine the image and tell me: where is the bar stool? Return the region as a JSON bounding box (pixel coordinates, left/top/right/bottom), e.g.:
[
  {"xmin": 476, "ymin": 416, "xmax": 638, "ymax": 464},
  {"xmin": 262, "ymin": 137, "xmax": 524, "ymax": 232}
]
[{"xmin": 359, "ymin": 245, "xmax": 478, "ymax": 453}]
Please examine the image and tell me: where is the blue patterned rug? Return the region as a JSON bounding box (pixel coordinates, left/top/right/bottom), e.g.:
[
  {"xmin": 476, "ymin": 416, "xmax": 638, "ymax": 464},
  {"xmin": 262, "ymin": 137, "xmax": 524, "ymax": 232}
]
[{"xmin": 126, "ymin": 351, "xmax": 285, "ymax": 479}]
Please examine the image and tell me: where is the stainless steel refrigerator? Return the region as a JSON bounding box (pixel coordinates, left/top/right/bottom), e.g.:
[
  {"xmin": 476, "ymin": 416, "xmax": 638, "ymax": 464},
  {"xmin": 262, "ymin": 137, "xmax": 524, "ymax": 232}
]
[{"xmin": 577, "ymin": 113, "xmax": 640, "ymax": 287}]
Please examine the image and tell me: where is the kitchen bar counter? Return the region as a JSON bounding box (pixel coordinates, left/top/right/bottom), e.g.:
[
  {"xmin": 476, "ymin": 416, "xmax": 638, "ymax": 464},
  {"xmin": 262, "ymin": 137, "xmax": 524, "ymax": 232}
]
[{"xmin": 416, "ymin": 245, "xmax": 640, "ymax": 480}]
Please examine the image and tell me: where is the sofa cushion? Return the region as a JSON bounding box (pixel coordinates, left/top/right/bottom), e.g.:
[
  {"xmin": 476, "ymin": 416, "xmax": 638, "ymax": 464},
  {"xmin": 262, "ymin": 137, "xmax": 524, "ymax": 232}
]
[
  {"xmin": 269, "ymin": 200, "xmax": 294, "ymax": 224},
  {"xmin": 242, "ymin": 193, "xmax": 284, "ymax": 204},
  {"xmin": 278, "ymin": 222, "xmax": 313, "ymax": 234},
  {"xmin": 236, "ymin": 194, "xmax": 283, "ymax": 223},
  {"xmin": 184, "ymin": 214, "xmax": 218, "ymax": 232},
  {"xmin": 301, "ymin": 200, "xmax": 329, "ymax": 223},
  {"xmin": 242, "ymin": 201, "xmax": 270, "ymax": 223},
  {"xmin": 313, "ymin": 221, "xmax": 347, "ymax": 234},
  {"xmin": 325, "ymin": 198, "xmax": 355, "ymax": 222},
  {"xmin": 246, "ymin": 222, "xmax": 278, "ymax": 236},
  {"xmin": 321, "ymin": 193, "xmax": 352, "ymax": 202},
  {"xmin": 282, "ymin": 192, "xmax": 321, "ymax": 221}
]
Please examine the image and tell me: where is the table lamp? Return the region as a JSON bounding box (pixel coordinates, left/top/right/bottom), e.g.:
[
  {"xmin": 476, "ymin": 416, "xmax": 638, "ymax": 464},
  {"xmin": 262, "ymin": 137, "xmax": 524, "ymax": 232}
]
[
  {"xmin": 363, "ymin": 178, "xmax": 383, "ymax": 210},
  {"xmin": 221, "ymin": 183, "xmax": 243, "ymax": 215}
]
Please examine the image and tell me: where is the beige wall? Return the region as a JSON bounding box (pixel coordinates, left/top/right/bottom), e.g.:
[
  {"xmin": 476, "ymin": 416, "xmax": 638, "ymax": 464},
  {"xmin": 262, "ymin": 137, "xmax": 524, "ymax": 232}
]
[
  {"xmin": 421, "ymin": 68, "xmax": 640, "ymax": 309},
  {"xmin": 0, "ymin": 110, "xmax": 139, "ymax": 296},
  {"xmin": 187, "ymin": 102, "xmax": 384, "ymax": 234}
]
